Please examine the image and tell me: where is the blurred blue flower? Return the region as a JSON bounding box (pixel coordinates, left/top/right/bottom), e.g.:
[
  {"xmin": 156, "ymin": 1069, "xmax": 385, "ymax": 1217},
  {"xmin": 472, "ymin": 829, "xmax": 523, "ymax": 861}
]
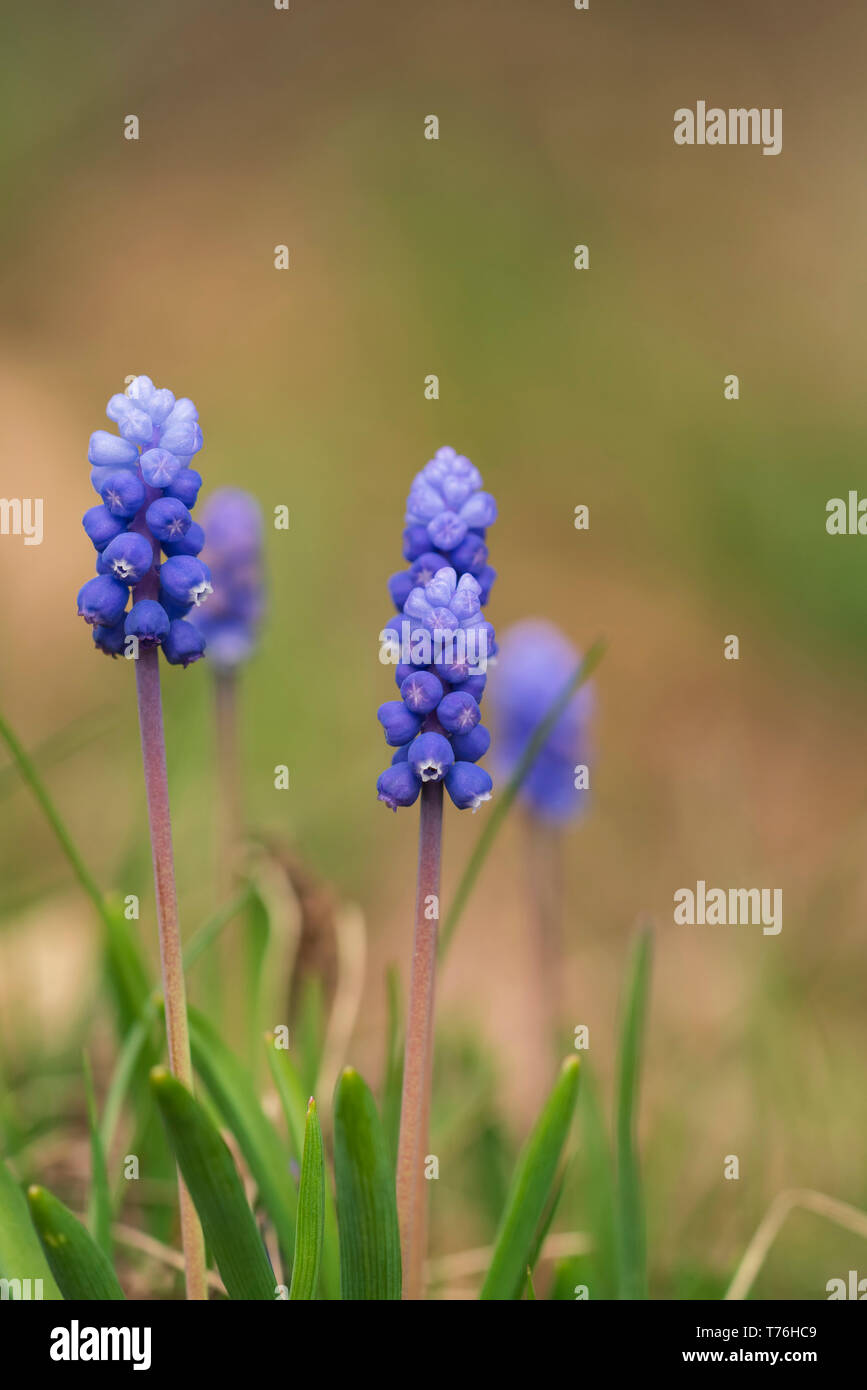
[
  {"xmin": 188, "ymin": 489, "xmax": 265, "ymax": 669},
  {"xmin": 489, "ymin": 620, "xmax": 593, "ymax": 823}
]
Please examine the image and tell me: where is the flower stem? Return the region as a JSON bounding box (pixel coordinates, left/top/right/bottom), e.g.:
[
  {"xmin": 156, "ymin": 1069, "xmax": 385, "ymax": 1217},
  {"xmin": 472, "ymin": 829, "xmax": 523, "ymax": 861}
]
[
  {"xmin": 438, "ymin": 637, "xmax": 606, "ymax": 960},
  {"xmin": 207, "ymin": 669, "xmax": 242, "ymax": 1024},
  {"xmin": 395, "ymin": 779, "xmax": 443, "ymax": 1300},
  {"xmin": 134, "ymin": 645, "xmax": 207, "ymax": 1301},
  {"xmin": 524, "ymin": 812, "xmax": 566, "ymax": 1062},
  {"xmin": 213, "ymin": 669, "xmax": 242, "ymax": 900}
]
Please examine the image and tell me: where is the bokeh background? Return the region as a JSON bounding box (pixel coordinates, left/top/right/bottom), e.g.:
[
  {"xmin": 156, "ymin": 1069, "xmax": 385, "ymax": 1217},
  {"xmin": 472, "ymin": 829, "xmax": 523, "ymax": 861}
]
[{"xmin": 2, "ymin": 0, "xmax": 866, "ymax": 1298}]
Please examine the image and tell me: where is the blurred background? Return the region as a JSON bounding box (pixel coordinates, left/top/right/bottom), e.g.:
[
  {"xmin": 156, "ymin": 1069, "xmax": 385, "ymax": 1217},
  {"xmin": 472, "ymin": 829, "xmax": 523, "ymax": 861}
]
[{"xmin": 1, "ymin": 0, "xmax": 866, "ymax": 1298}]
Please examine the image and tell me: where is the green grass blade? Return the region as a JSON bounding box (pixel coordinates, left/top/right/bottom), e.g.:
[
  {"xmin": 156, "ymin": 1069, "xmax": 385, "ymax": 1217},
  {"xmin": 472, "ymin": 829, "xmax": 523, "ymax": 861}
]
[
  {"xmin": 320, "ymin": 1170, "xmax": 340, "ymax": 1302},
  {"xmin": 82, "ymin": 1052, "xmax": 112, "ymax": 1260},
  {"xmin": 0, "ymin": 711, "xmax": 155, "ymax": 1052},
  {"xmin": 245, "ymin": 886, "xmax": 271, "ymax": 1082},
  {"xmin": 102, "ymin": 901, "xmax": 152, "ymax": 1033},
  {"xmin": 0, "ymin": 709, "xmax": 108, "ymax": 919},
  {"xmin": 150, "ymin": 1067, "xmax": 275, "ymax": 1300},
  {"xmin": 480, "ymin": 1057, "xmax": 581, "ymax": 1300},
  {"xmin": 333, "ymin": 1067, "xmax": 401, "ymax": 1300},
  {"xmin": 99, "ymin": 894, "xmax": 254, "ymax": 1162},
  {"xmin": 0, "ymin": 1161, "xmax": 61, "ymax": 1299},
  {"xmin": 528, "ymin": 1165, "xmax": 568, "ymax": 1275},
  {"xmin": 187, "ymin": 1007, "xmax": 296, "ymax": 1258},
  {"xmin": 573, "ymin": 1062, "xmax": 618, "ymax": 1298},
  {"xmin": 0, "ymin": 704, "xmax": 117, "ymax": 803},
  {"xmin": 265, "ymin": 1032, "xmax": 307, "ymax": 1161},
  {"xmin": 615, "ymin": 925, "xmax": 653, "ymax": 1300},
  {"xmin": 265, "ymin": 1034, "xmax": 340, "ymax": 1300},
  {"xmin": 296, "ymin": 977, "xmax": 325, "ymax": 1097},
  {"xmin": 27, "ymin": 1185, "xmax": 125, "ymax": 1300},
  {"xmin": 184, "ymin": 886, "xmax": 256, "ymax": 971},
  {"xmin": 524, "ymin": 1266, "xmax": 537, "ymax": 1299},
  {"xmin": 439, "ymin": 640, "xmax": 606, "ymax": 958},
  {"xmin": 381, "ymin": 965, "xmax": 403, "ymax": 1169},
  {"xmin": 288, "ymin": 1098, "xmax": 325, "ymax": 1299},
  {"xmin": 99, "ymin": 1003, "xmax": 159, "ymax": 1156}
]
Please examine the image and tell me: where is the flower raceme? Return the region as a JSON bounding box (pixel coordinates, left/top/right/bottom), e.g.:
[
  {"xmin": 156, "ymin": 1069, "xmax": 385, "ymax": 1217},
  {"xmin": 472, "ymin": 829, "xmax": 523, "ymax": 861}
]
[
  {"xmin": 188, "ymin": 489, "xmax": 264, "ymax": 669},
  {"xmin": 77, "ymin": 377, "xmax": 211, "ymax": 666},
  {"xmin": 389, "ymin": 446, "xmax": 497, "ymax": 611},
  {"xmin": 376, "ymin": 447, "xmax": 496, "ymax": 812},
  {"xmin": 490, "ymin": 620, "xmax": 593, "ymax": 823}
]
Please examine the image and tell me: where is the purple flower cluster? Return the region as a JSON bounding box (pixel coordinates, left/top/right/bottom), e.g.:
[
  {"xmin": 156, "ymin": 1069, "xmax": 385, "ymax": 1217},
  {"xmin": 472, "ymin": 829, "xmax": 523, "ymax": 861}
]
[
  {"xmin": 189, "ymin": 489, "xmax": 264, "ymax": 669},
  {"xmin": 490, "ymin": 620, "xmax": 593, "ymax": 823},
  {"xmin": 376, "ymin": 447, "xmax": 497, "ymax": 812},
  {"xmin": 77, "ymin": 377, "xmax": 211, "ymax": 666}
]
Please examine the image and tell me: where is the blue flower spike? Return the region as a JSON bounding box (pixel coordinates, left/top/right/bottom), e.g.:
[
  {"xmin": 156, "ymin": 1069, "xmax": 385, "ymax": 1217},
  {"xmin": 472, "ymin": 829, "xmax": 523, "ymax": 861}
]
[
  {"xmin": 376, "ymin": 446, "xmax": 496, "ymax": 811},
  {"xmin": 77, "ymin": 376, "xmax": 211, "ymax": 666}
]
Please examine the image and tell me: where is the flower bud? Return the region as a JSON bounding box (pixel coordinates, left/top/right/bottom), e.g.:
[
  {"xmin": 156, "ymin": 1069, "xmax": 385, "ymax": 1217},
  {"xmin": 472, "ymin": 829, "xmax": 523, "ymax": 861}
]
[
  {"xmin": 125, "ymin": 599, "xmax": 170, "ymax": 648},
  {"xmin": 77, "ymin": 575, "xmax": 129, "ymax": 627}
]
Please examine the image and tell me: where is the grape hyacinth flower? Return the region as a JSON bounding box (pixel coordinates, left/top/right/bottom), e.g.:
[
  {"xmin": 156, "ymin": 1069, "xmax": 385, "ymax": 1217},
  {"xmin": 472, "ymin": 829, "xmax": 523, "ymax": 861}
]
[
  {"xmin": 376, "ymin": 560, "xmax": 495, "ymax": 815},
  {"xmin": 491, "ymin": 620, "xmax": 593, "ymax": 823},
  {"xmin": 389, "ymin": 445, "xmax": 497, "ymax": 614},
  {"xmin": 77, "ymin": 375, "xmax": 211, "ymax": 667},
  {"xmin": 76, "ymin": 376, "xmax": 209, "ymax": 1300},
  {"xmin": 189, "ymin": 489, "xmax": 264, "ymax": 670},
  {"xmin": 380, "ymin": 446, "xmax": 496, "ymax": 1300},
  {"xmin": 189, "ymin": 489, "xmax": 265, "ymax": 901}
]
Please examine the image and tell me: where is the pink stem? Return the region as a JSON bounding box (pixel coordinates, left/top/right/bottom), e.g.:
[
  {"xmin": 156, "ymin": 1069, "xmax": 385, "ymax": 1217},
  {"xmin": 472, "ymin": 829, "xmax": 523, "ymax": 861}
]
[
  {"xmin": 214, "ymin": 668, "xmax": 242, "ymax": 900},
  {"xmin": 395, "ymin": 780, "xmax": 444, "ymax": 1300},
  {"xmin": 133, "ymin": 542, "xmax": 207, "ymax": 1300}
]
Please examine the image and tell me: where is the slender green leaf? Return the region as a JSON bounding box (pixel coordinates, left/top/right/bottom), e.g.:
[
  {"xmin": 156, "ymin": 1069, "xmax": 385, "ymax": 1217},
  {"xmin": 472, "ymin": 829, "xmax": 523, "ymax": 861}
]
[
  {"xmin": 187, "ymin": 1007, "xmax": 296, "ymax": 1257},
  {"xmin": 245, "ymin": 887, "xmax": 270, "ymax": 1082},
  {"xmin": 100, "ymin": 892, "xmax": 254, "ymax": 1163},
  {"xmin": 0, "ymin": 710, "xmax": 154, "ymax": 1052},
  {"xmin": 575, "ymin": 1062, "xmax": 617, "ymax": 1298},
  {"xmin": 381, "ymin": 965, "xmax": 403, "ymax": 1169},
  {"xmin": 102, "ymin": 901, "xmax": 152, "ymax": 1033},
  {"xmin": 0, "ymin": 704, "xmax": 117, "ymax": 802},
  {"xmin": 98, "ymin": 992, "xmax": 176, "ymax": 1241},
  {"xmin": 481, "ymin": 1057, "xmax": 581, "ymax": 1300},
  {"xmin": 333, "ymin": 1067, "xmax": 401, "ymax": 1300},
  {"xmin": 528, "ymin": 1165, "xmax": 568, "ymax": 1275},
  {"xmin": 439, "ymin": 640, "xmax": 606, "ymax": 957},
  {"xmin": 99, "ymin": 1003, "xmax": 158, "ymax": 1157},
  {"xmin": 296, "ymin": 977, "xmax": 325, "ymax": 1097},
  {"xmin": 150, "ymin": 1067, "xmax": 274, "ymax": 1300},
  {"xmin": 0, "ymin": 710, "xmax": 108, "ymax": 920},
  {"xmin": 615, "ymin": 926, "xmax": 653, "ymax": 1300},
  {"xmin": 288, "ymin": 1099, "xmax": 325, "ymax": 1299},
  {"xmin": 185, "ymin": 886, "xmax": 256, "ymax": 972},
  {"xmin": 265, "ymin": 1034, "xmax": 340, "ymax": 1300},
  {"xmin": 0, "ymin": 1161, "xmax": 61, "ymax": 1299},
  {"xmin": 27, "ymin": 1186, "xmax": 124, "ymax": 1300},
  {"xmin": 320, "ymin": 1167, "xmax": 341, "ymax": 1302},
  {"xmin": 549, "ymin": 1254, "xmax": 588, "ymax": 1300},
  {"xmin": 265, "ymin": 1032, "xmax": 307, "ymax": 1161},
  {"xmin": 524, "ymin": 1266, "xmax": 537, "ymax": 1300},
  {"xmin": 82, "ymin": 1053, "xmax": 111, "ymax": 1260}
]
